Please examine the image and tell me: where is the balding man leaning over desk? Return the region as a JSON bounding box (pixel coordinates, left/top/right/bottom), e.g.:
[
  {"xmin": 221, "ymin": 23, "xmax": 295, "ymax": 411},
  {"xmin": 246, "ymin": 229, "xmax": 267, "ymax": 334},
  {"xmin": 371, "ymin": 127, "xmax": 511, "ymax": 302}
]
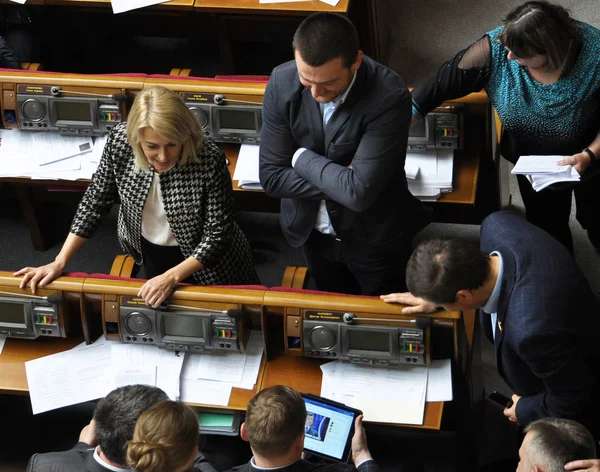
[
  {"xmin": 382, "ymin": 211, "xmax": 600, "ymax": 437},
  {"xmin": 259, "ymin": 12, "xmax": 430, "ymax": 296}
]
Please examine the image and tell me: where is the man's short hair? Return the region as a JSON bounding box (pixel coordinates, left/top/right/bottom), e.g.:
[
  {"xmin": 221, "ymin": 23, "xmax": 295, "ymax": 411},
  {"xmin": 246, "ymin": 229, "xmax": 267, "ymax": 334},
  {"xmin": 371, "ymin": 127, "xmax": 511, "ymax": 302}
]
[
  {"xmin": 524, "ymin": 418, "xmax": 596, "ymax": 471},
  {"xmin": 94, "ymin": 385, "xmax": 169, "ymax": 465},
  {"xmin": 292, "ymin": 12, "xmax": 359, "ymax": 68},
  {"xmin": 245, "ymin": 385, "xmax": 307, "ymax": 457},
  {"xmin": 406, "ymin": 237, "xmax": 489, "ymax": 304}
]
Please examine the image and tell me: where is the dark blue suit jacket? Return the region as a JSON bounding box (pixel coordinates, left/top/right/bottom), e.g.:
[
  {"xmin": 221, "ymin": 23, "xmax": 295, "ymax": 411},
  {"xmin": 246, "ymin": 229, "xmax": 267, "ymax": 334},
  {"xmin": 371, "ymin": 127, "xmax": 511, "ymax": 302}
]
[
  {"xmin": 227, "ymin": 458, "xmax": 378, "ymax": 472},
  {"xmin": 259, "ymin": 55, "xmax": 429, "ymax": 248},
  {"xmin": 480, "ymin": 211, "xmax": 600, "ymax": 430}
]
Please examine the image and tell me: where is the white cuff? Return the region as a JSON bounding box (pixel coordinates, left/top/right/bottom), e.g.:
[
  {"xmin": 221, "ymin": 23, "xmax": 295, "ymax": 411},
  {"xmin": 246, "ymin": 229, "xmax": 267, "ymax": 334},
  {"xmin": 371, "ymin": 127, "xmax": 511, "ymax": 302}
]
[
  {"xmin": 355, "ymin": 458, "xmax": 375, "ymax": 468},
  {"xmin": 292, "ymin": 148, "xmax": 308, "ymax": 167}
]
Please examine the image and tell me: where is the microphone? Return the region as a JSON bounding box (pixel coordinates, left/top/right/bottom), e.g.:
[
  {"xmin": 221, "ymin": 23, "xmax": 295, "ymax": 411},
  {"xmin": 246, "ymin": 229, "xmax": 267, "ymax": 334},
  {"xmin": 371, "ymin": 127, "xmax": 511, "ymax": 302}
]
[
  {"xmin": 159, "ymin": 301, "xmax": 244, "ymax": 319},
  {"xmin": 342, "ymin": 312, "xmax": 431, "ymax": 328},
  {"xmin": 0, "ymin": 291, "xmax": 63, "ymax": 304},
  {"xmin": 213, "ymin": 94, "xmax": 261, "ymax": 107},
  {"xmin": 50, "ymin": 86, "xmax": 127, "ymax": 101}
]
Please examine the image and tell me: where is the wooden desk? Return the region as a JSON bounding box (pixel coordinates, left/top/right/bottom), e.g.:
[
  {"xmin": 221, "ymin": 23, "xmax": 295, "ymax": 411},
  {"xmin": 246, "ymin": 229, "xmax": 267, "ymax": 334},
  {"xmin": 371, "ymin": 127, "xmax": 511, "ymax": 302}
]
[
  {"xmin": 0, "ymin": 335, "xmax": 268, "ymax": 411},
  {"xmin": 0, "ymin": 337, "xmax": 83, "ymax": 395},
  {"xmin": 261, "ymin": 356, "xmax": 444, "ymax": 430},
  {"xmin": 45, "ymin": 0, "xmax": 195, "ymax": 10},
  {"xmin": 192, "ymin": 0, "xmax": 349, "ymax": 14}
]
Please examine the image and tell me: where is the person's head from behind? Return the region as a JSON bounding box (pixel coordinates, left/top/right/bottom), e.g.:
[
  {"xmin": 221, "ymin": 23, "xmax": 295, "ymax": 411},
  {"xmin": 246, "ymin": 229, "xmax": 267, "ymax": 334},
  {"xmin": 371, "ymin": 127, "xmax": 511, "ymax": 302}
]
[
  {"xmin": 94, "ymin": 384, "xmax": 169, "ymax": 466},
  {"xmin": 500, "ymin": 1, "xmax": 574, "ymax": 72},
  {"xmin": 127, "ymin": 85, "xmax": 203, "ymax": 173},
  {"xmin": 517, "ymin": 418, "xmax": 596, "ymax": 472},
  {"xmin": 406, "ymin": 237, "xmax": 490, "ymax": 312},
  {"xmin": 126, "ymin": 400, "xmax": 199, "ymax": 472},
  {"xmin": 292, "ymin": 12, "xmax": 363, "ymax": 103},
  {"xmin": 242, "ymin": 386, "xmax": 307, "ymax": 463}
]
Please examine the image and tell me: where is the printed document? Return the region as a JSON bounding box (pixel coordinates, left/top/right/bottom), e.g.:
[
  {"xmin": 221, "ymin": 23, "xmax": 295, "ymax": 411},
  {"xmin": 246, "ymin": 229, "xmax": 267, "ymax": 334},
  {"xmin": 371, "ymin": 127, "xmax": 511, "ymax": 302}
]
[
  {"xmin": 111, "ymin": 0, "xmax": 169, "ymax": 14},
  {"xmin": 233, "ymin": 144, "xmax": 262, "ymax": 190},
  {"xmin": 0, "ymin": 334, "xmax": 6, "ymax": 356}
]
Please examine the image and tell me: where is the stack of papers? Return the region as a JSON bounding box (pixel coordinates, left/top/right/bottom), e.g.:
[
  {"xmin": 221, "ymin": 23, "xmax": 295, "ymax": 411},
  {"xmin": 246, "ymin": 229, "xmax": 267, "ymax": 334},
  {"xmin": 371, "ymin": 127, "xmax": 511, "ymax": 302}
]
[
  {"xmin": 511, "ymin": 155, "xmax": 580, "ymax": 191},
  {"xmin": 320, "ymin": 359, "xmax": 452, "ymax": 425},
  {"xmin": 0, "ymin": 130, "xmax": 105, "ymax": 180},
  {"xmin": 180, "ymin": 330, "xmax": 264, "ymax": 406},
  {"xmin": 233, "ymin": 144, "xmax": 262, "ymax": 190},
  {"xmin": 405, "ymin": 149, "xmax": 454, "ymax": 201},
  {"xmin": 24, "ymin": 330, "xmax": 264, "ymax": 414}
]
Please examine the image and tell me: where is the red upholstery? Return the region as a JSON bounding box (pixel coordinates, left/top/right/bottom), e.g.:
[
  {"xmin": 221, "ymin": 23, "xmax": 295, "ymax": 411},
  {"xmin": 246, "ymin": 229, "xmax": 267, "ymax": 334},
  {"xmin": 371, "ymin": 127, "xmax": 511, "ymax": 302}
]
[
  {"xmin": 148, "ymin": 74, "xmax": 224, "ymax": 81},
  {"xmin": 267, "ymin": 286, "xmax": 378, "ymax": 299},
  {"xmin": 0, "ymin": 68, "xmax": 148, "ymax": 78},
  {"xmin": 215, "ymin": 75, "xmax": 270, "ymax": 83},
  {"xmin": 63, "ymin": 272, "xmax": 91, "ymax": 278}
]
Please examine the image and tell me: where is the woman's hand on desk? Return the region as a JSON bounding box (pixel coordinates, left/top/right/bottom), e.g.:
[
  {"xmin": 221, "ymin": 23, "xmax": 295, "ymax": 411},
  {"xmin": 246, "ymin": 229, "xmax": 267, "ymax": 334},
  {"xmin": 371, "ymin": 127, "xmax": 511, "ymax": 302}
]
[
  {"xmin": 13, "ymin": 261, "xmax": 65, "ymax": 293},
  {"xmin": 138, "ymin": 272, "xmax": 178, "ymax": 308},
  {"xmin": 380, "ymin": 292, "xmax": 438, "ymax": 314}
]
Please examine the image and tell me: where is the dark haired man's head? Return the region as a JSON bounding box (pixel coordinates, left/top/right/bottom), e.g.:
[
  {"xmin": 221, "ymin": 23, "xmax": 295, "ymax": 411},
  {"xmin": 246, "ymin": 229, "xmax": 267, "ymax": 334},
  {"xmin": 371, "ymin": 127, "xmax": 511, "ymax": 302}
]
[
  {"xmin": 242, "ymin": 385, "xmax": 307, "ymax": 462},
  {"xmin": 517, "ymin": 418, "xmax": 596, "ymax": 472},
  {"xmin": 406, "ymin": 237, "xmax": 491, "ymax": 310},
  {"xmin": 293, "ymin": 13, "xmax": 362, "ymax": 103},
  {"xmin": 94, "ymin": 385, "xmax": 169, "ymax": 466}
]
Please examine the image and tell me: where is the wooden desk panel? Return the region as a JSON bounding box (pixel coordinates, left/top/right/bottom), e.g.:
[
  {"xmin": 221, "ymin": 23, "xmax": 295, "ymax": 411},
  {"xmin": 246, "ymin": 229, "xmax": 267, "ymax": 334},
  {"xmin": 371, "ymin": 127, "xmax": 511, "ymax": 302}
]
[
  {"xmin": 262, "ymin": 356, "xmax": 444, "ymax": 430},
  {"xmin": 193, "ymin": 0, "xmax": 349, "ymax": 14},
  {"xmin": 0, "ymin": 337, "xmax": 83, "ymax": 395},
  {"xmin": 46, "ymin": 0, "xmax": 195, "ymax": 9}
]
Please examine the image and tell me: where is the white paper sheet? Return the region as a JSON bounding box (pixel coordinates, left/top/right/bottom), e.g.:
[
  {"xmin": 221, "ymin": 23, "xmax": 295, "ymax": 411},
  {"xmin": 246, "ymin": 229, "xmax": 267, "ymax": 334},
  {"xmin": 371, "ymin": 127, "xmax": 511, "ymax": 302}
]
[
  {"xmin": 320, "ymin": 361, "xmax": 428, "ymax": 425},
  {"xmin": 179, "ymin": 378, "xmax": 233, "ymax": 406},
  {"xmin": 426, "ymin": 359, "xmax": 453, "ymax": 402},
  {"xmin": 234, "ymin": 330, "xmax": 264, "ymax": 389},
  {"xmin": 9, "ymin": 0, "xmax": 27, "ymax": 4},
  {"xmin": 25, "ymin": 341, "xmax": 113, "ymax": 414},
  {"xmin": 0, "ymin": 334, "xmax": 6, "ymax": 355},
  {"xmin": 319, "ymin": 0, "xmax": 341, "ymax": 5},
  {"xmin": 511, "ymin": 155, "xmax": 570, "ymax": 174},
  {"xmin": 233, "ymin": 144, "xmax": 262, "ymax": 189},
  {"xmin": 196, "ymin": 350, "xmax": 247, "ymax": 384},
  {"xmin": 111, "ymin": 0, "xmax": 169, "ymax": 14}
]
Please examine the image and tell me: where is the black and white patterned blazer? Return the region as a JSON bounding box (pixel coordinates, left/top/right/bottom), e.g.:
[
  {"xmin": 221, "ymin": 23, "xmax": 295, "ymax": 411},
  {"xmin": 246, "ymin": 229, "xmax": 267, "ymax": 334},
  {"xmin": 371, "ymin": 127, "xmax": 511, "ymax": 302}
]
[{"xmin": 70, "ymin": 122, "xmax": 259, "ymax": 286}]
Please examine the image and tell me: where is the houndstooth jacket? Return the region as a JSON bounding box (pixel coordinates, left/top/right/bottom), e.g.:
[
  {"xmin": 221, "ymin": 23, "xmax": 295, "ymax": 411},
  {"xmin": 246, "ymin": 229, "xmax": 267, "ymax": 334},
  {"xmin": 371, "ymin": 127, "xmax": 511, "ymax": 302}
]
[{"xmin": 70, "ymin": 122, "xmax": 259, "ymax": 286}]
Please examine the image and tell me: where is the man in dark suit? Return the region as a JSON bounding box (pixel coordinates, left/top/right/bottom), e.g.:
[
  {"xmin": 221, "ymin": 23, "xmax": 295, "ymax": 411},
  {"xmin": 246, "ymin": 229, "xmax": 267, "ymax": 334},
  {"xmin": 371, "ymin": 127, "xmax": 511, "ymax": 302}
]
[
  {"xmin": 259, "ymin": 12, "xmax": 429, "ymax": 296},
  {"xmin": 381, "ymin": 211, "xmax": 600, "ymax": 434},
  {"xmin": 26, "ymin": 384, "xmax": 216, "ymax": 472},
  {"xmin": 227, "ymin": 385, "xmax": 378, "ymax": 472}
]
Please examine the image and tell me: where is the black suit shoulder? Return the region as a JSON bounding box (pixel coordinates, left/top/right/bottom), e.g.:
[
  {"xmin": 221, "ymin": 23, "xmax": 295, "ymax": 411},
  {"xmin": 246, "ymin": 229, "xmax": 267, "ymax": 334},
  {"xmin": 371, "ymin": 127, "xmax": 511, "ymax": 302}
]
[
  {"xmin": 225, "ymin": 459, "xmax": 378, "ymax": 472},
  {"xmin": 27, "ymin": 444, "xmax": 109, "ymax": 472}
]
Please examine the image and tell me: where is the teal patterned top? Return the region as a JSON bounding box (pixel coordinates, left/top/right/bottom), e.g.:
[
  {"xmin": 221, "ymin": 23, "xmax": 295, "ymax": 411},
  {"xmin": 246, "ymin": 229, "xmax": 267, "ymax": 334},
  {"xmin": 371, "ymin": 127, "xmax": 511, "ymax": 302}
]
[{"xmin": 412, "ymin": 20, "xmax": 600, "ymax": 163}]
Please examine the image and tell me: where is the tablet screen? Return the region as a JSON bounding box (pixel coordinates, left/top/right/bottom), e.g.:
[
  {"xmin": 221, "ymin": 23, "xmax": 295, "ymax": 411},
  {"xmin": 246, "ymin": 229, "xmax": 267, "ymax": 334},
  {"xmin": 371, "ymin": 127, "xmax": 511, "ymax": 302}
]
[{"xmin": 303, "ymin": 396, "xmax": 356, "ymax": 461}]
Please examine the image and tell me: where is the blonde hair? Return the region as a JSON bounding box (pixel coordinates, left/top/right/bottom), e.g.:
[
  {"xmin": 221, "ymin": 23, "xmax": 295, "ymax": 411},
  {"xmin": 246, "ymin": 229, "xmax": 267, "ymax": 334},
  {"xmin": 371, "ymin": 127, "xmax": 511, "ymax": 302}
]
[
  {"xmin": 126, "ymin": 400, "xmax": 199, "ymax": 472},
  {"xmin": 126, "ymin": 86, "xmax": 203, "ymax": 171}
]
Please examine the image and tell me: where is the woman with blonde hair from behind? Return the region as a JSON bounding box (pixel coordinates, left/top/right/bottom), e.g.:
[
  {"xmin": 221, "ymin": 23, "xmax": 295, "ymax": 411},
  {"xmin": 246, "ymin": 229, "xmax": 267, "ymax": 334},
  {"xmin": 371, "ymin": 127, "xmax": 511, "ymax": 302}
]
[{"xmin": 127, "ymin": 400, "xmax": 217, "ymax": 472}]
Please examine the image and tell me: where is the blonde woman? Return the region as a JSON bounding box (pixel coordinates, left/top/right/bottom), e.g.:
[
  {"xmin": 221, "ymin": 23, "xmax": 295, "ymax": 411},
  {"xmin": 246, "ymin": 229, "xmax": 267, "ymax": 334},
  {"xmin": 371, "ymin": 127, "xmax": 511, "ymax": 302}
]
[
  {"xmin": 127, "ymin": 400, "xmax": 216, "ymax": 472},
  {"xmin": 16, "ymin": 86, "xmax": 259, "ymax": 306}
]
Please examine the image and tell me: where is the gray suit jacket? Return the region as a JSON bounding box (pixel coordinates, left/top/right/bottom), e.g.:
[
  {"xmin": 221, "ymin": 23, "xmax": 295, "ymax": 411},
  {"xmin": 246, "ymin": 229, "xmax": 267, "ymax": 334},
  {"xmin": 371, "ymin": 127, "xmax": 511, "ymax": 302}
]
[
  {"xmin": 259, "ymin": 56, "xmax": 429, "ymax": 248},
  {"xmin": 27, "ymin": 443, "xmax": 218, "ymax": 472}
]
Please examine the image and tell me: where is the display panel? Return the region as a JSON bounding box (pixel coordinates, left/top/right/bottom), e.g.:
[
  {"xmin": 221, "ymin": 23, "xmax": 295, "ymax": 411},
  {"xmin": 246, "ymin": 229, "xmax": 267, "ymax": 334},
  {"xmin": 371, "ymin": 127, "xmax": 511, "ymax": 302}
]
[
  {"xmin": 164, "ymin": 314, "xmax": 205, "ymax": 338},
  {"xmin": 217, "ymin": 108, "xmax": 257, "ymax": 131},
  {"xmin": 0, "ymin": 301, "xmax": 27, "ymax": 327},
  {"xmin": 409, "ymin": 118, "xmax": 427, "ymax": 138},
  {"xmin": 347, "ymin": 329, "xmax": 390, "ymax": 352},
  {"xmin": 55, "ymin": 101, "xmax": 93, "ymax": 122}
]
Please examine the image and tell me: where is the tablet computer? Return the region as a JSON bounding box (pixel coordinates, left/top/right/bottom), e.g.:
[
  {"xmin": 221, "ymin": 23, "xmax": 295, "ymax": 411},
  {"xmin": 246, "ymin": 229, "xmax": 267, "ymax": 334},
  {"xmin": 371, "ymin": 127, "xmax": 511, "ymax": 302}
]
[{"xmin": 301, "ymin": 393, "xmax": 362, "ymax": 463}]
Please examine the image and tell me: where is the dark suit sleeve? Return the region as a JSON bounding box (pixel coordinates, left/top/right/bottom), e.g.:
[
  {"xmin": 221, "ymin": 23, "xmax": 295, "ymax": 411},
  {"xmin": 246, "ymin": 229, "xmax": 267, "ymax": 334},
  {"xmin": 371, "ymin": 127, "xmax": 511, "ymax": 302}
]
[
  {"xmin": 259, "ymin": 72, "xmax": 328, "ymax": 200},
  {"xmin": 0, "ymin": 37, "xmax": 21, "ymax": 69},
  {"xmin": 292, "ymin": 87, "xmax": 411, "ymax": 212},
  {"xmin": 515, "ymin": 331, "xmax": 596, "ymax": 425},
  {"xmin": 356, "ymin": 459, "xmax": 379, "ymax": 472},
  {"xmin": 189, "ymin": 452, "xmax": 219, "ymax": 472}
]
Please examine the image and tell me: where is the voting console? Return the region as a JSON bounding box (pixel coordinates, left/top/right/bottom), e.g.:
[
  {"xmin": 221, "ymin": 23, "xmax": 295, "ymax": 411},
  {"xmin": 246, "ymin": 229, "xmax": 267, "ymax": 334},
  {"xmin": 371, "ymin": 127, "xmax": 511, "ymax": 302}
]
[
  {"xmin": 261, "ymin": 289, "xmax": 464, "ymax": 367},
  {"xmin": 0, "ymin": 271, "xmax": 85, "ymax": 340}
]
